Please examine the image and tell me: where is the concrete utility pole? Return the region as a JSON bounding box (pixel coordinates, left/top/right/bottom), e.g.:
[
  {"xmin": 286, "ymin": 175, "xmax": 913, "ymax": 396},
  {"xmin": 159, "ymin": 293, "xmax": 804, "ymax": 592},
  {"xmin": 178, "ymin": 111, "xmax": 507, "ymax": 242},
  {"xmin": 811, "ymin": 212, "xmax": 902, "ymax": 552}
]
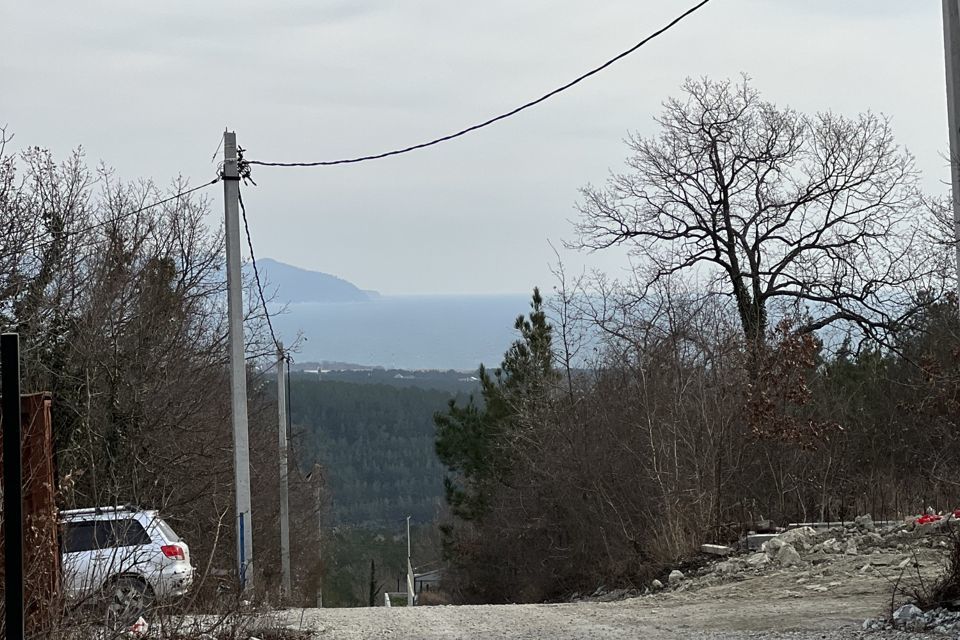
[
  {"xmin": 316, "ymin": 481, "xmax": 323, "ymax": 608},
  {"xmin": 943, "ymin": 0, "xmax": 960, "ymax": 292},
  {"xmin": 223, "ymin": 130, "xmax": 255, "ymax": 591},
  {"xmin": 406, "ymin": 516, "xmax": 415, "ymax": 606},
  {"xmin": 277, "ymin": 344, "xmax": 292, "ymax": 599}
]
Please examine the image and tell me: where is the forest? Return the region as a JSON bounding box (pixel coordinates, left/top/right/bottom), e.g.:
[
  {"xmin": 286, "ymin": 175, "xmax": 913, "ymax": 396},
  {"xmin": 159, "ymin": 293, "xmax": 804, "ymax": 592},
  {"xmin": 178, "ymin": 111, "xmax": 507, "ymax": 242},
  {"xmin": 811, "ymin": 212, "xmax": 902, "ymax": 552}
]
[{"xmin": 287, "ymin": 376, "xmax": 460, "ymax": 526}]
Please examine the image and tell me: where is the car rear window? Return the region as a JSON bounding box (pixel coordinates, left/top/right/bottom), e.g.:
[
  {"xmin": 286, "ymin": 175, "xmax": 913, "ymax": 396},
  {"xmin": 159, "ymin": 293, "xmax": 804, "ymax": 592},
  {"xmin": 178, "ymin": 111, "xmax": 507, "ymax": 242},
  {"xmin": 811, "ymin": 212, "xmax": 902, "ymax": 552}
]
[
  {"xmin": 153, "ymin": 518, "xmax": 181, "ymax": 543},
  {"xmin": 110, "ymin": 519, "xmax": 151, "ymax": 547}
]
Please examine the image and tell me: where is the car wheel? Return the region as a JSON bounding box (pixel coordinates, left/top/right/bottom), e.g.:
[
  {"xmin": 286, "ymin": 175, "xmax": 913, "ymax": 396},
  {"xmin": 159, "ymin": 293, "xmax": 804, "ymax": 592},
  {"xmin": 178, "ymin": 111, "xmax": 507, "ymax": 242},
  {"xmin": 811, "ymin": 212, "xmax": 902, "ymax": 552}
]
[{"xmin": 104, "ymin": 576, "xmax": 153, "ymax": 628}]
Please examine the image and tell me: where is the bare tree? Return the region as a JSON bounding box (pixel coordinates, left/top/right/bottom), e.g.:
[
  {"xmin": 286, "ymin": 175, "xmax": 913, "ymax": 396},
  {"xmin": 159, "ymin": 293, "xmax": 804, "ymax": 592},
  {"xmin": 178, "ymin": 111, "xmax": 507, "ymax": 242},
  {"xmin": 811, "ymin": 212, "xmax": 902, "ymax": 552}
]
[{"xmin": 575, "ymin": 77, "xmax": 938, "ymax": 347}]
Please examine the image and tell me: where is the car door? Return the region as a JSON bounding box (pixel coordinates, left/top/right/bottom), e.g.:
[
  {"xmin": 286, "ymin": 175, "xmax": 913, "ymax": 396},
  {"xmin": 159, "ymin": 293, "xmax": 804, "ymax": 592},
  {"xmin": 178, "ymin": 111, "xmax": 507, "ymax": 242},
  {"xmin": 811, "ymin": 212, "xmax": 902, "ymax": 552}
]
[{"xmin": 61, "ymin": 520, "xmax": 107, "ymax": 600}]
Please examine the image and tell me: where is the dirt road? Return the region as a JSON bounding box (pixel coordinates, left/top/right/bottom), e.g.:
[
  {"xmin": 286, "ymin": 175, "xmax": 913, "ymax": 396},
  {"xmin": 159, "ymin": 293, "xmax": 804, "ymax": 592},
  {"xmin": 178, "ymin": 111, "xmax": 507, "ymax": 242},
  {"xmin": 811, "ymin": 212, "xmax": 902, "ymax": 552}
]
[
  {"xmin": 275, "ymin": 525, "xmax": 952, "ymax": 640},
  {"xmin": 279, "ymin": 553, "xmax": 935, "ymax": 639}
]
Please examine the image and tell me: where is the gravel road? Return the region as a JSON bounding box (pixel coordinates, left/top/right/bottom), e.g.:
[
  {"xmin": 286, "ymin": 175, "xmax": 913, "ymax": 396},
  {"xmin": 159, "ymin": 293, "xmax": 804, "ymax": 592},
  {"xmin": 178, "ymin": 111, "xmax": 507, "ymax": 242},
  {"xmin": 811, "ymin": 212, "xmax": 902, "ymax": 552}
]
[
  {"xmin": 277, "ymin": 565, "xmax": 931, "ymax": 639},
  {"xmin": 273, "ymin": 533, "xmax": 950, "ymax": 639}
]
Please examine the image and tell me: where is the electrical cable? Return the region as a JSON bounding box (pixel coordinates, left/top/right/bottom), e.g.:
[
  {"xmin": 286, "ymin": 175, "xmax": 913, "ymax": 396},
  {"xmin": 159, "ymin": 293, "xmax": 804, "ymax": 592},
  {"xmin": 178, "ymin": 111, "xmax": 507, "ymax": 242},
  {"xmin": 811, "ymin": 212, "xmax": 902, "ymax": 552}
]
[
  {"xmin": 285, "ymin": 355, "xmax": 292, "ymax": 440},
  {"xmin": 246, "ymin": 0, "xmax": 712, "ymax": 168},
  {"xmin": 0, "ymin": 177, "xmax": 220, "ymax": 262},
  {"xmin": 238, "ymin": 184, "xmax": 282, "ymax": 354}
]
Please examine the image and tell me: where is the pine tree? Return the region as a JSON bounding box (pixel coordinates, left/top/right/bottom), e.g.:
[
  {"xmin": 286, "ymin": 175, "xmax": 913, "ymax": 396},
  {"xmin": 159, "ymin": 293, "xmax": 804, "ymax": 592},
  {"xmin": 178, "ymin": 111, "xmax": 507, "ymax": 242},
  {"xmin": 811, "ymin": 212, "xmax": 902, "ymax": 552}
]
[{"xmin": 433, "ymin": 288, "xmax": 556, "ymax": 521}]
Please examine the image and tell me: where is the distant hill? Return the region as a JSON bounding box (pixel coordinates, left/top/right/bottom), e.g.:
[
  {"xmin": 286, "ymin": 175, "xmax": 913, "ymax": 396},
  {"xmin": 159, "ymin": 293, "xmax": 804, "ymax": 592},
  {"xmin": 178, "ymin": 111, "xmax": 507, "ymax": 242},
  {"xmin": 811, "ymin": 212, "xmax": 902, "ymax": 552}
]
[
  {"xmin": 251, "ymin": 258, "xmax": 376, "ymax": 303},
  {"xmin": 289, "ymin": 364, "xmax": 482, "ymax": 393}
]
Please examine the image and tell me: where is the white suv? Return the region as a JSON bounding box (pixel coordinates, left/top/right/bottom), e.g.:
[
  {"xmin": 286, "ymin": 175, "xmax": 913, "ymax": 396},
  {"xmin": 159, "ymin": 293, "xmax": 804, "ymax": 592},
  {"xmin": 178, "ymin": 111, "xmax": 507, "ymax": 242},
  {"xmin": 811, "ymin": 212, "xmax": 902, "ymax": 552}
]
[{"xmin": 61, "ymin": 506, "xmax": 194, "ymax": 622}]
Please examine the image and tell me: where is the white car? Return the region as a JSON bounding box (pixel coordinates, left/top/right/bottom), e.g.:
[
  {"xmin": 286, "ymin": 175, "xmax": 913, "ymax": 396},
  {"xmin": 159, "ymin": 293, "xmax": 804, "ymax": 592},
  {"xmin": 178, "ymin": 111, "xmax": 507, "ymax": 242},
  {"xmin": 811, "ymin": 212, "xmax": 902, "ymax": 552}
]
[{"xmin": 61, "ymin": 506, "xmax": 194, "ymax": 622}]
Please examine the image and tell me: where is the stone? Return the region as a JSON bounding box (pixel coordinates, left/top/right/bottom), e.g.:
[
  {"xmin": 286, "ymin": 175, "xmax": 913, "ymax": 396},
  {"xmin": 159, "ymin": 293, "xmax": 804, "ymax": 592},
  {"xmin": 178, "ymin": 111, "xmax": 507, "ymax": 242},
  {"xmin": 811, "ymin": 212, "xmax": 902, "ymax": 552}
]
[
  {"xmin": 668, "ymin": 570, "xmax": 684, "ymax": 586},
  {"xmin": 650, "ymin": 579, "xmax": 663, "ymax": 590},
  {"xmin": 855, "ymin": 514, "xmax": 876, "ymax": 532},
  {"xmin": 779, "ymin": 526, "xmax": 818, "ymax": 549},
  {"xmin": 892, "ymin": 603, "xmax": 924, "ymax": 630},
  {"xmin": 763, "ymin": 537, "xmax": 785, "ymax": 559},
  {"xmin": 776, "ymin": 543, "xmax": 802, "ymax": 567},
  {"xmin": 819, "ymin": 537, "xmax": 842, "ymax": 554},
  {"xmin": 746, "ymin": 552, "xmax": 769, "ymax": 567},
  {"xmin": 845, "ymin": 539, "xmax": 858, "ymax": 556}
]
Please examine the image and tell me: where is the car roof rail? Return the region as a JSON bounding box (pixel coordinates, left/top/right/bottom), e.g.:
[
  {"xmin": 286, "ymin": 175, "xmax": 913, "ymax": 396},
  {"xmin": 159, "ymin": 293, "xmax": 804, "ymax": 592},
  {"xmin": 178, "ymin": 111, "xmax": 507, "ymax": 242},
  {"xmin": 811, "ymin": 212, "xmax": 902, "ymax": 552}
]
[{"xmin": 60, "ymin": 503, "xmax": 140, "ymax": 516}]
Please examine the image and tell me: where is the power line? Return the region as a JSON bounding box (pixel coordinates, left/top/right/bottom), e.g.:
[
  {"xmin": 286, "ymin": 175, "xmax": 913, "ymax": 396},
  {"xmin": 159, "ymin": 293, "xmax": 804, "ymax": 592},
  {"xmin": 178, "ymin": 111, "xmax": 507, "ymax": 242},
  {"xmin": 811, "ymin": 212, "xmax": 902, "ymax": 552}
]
[
  {"xmin": 246, "ymin": 0, "xmax": 712, "ymax": 168},
  {"xmin": 0, "ymin": 177, "xmax": 220, "ymax": 262},
  {"xmin": 285, "ymin": 354, "xmax": 293, "ymax": 447},
  {"xmin": 237, "ymin": 185, "xmax": 282, "ymax": 353},
  {"xmin": 74, "ymin": 178, "xmax": 220, "ymax": 237}
]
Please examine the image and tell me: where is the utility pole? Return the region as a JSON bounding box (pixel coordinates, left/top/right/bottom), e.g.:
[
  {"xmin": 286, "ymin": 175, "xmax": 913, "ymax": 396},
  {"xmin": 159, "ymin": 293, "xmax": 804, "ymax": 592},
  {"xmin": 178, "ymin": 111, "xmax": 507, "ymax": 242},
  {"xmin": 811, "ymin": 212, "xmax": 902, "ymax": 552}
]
[
  {"xmin": 943, "ymin": 0, "xmax": 960, "ymax": 292},
  {"xmin": 223, "ymin": 130, "xmax": 254, "ymax": 591},
  {"xmin": 277, "ymin": 344, "xmax": 292, "ymax": 599},
  {"xmin": 308, "ymin": 462, "xmax": 323, "ymax": 608},
  {"xmin": 2, "ymin": 333, "xmax": 24, "ymax": 640},
  {"xmin": 316, "ymin": 482, "xmax": 323, "ymax": 608},
  {"xmin": 406, "ymin": 515, "xmax": 415, "ymax": 606}
]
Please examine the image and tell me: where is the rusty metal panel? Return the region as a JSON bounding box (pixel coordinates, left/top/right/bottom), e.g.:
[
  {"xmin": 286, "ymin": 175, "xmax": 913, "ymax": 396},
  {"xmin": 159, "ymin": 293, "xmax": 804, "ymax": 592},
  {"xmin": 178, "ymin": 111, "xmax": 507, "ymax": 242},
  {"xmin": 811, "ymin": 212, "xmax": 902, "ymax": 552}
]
[{"xmin": 0, "ymin": 392, "xmax": 59, "ymax": 632}]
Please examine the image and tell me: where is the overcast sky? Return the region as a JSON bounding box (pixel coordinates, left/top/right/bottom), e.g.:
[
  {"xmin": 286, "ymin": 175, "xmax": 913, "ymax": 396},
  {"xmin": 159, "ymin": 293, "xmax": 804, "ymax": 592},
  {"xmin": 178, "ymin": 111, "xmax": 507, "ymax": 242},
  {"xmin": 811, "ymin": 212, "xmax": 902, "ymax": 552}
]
[{"xmin": 1, "ymin": 1, "xmax": 948, "ymax": 295}]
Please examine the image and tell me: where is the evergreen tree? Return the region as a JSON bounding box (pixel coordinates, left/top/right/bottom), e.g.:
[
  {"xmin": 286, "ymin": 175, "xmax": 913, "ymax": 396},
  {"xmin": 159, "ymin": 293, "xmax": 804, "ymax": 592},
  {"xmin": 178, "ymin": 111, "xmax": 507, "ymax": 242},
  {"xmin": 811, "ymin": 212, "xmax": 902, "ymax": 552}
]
[{"xmin": 434, "ymin": 288, "xmax": 556, "ymax": 521}]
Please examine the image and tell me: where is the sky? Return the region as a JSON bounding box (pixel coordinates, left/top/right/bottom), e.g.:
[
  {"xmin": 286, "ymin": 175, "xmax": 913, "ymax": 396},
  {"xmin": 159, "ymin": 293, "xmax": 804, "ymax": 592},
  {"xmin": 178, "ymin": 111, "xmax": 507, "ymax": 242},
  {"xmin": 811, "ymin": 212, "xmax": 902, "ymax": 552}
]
[{"xmin": 0, "ymin": 1, "xmax": 949, "ymax": 295}]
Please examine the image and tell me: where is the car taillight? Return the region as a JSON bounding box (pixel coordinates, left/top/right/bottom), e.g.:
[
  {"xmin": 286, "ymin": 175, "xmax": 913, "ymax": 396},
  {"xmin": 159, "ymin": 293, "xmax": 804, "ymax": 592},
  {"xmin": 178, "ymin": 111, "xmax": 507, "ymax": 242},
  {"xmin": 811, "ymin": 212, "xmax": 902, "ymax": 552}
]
[{"xmin": 161, "ymin": 544, "xmax": 185, "ymax": 561}]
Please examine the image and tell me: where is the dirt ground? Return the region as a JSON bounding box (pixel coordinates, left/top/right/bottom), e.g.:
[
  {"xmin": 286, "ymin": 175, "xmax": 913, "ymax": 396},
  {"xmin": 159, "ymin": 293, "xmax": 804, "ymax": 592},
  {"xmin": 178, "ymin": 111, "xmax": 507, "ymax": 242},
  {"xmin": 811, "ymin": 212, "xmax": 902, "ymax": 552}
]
[{"xmin": 277, "ymin": 547, "xmax": 950, "ymax": 639}]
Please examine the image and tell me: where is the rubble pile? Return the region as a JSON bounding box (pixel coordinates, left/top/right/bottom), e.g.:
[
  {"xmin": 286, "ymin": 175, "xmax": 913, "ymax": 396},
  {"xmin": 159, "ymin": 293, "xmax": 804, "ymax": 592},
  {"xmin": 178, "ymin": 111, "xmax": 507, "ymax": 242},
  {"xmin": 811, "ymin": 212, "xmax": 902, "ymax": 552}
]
[
  {"xmin": 658, "ymin": 513, "xmax": 954, "ymax": 595},
  {"xmin": 573, "ymin": 512, "xmax": 956, "ymax": 608},
  {"xmin": 863, "ymin": 604, "xmax": 960, "ymax": 633}
]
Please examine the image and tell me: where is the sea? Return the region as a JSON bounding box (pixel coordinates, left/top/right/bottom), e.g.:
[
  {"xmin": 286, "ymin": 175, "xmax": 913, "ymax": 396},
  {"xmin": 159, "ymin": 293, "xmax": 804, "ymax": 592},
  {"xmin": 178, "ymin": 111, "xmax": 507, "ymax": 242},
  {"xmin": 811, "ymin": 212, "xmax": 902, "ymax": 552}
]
[{"xmin": 270, "ymin": 294, "xmax": 533, "ymax": 371}]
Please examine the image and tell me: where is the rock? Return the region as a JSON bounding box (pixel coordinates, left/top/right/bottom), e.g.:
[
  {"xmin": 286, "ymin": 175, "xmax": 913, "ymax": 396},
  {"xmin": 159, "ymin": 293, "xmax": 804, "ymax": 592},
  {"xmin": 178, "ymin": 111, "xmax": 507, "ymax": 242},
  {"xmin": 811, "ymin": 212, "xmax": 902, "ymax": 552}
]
[
  {"xmin": 668, "ymin": 570, "xmax": 684, "ymax": 586},
  {"xmin": 746, "ymin": 552, "xmax": 769, "ymax": 567},
  {"xmin": 650, "ymin": 579, "xmax": 663, "ymax": 590},
  {"xmin": 779, "ymin": 526, "xmax": 818, "ymax": 549},
  {"xmin": 855, "ymin": 514, "xmax": 876, "ymax": 532},
  {"xmin": 763, "ymin": 537, "xmax": 785, "ymax": 559},
  {"xmin": 776, "ymin": 543, "xmax": 802, "ymax": 567},
  {"xmin": 819, "ymin": 537, "xmax": 842, "ymax": 554},
  {"xmin": 845, "ymin": 539, "xmax": 858, "ymax": 556},
  {"xmin": 713, "ymin": 560, "xmax": 737, "ymax": 575},
  {"xmin": 892, "ymin": 603, "xmax": 924, "ymax": 630}
]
